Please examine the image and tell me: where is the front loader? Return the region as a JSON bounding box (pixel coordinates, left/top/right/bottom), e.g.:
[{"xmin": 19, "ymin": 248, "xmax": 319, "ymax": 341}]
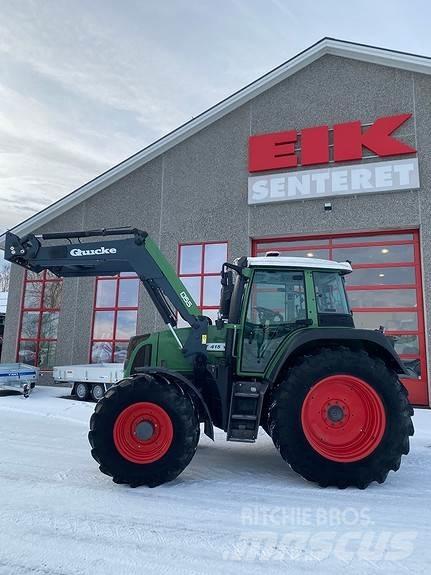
[{"xmin": 5, "ymin": 227, "xmax": 413, "ymax": 488}]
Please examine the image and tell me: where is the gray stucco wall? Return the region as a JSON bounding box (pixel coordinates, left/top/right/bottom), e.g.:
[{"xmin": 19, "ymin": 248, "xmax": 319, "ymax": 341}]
[
  {"xmin": 2, "ymin": 53, "xmax": 430, "ymax": 402},
  {"xmin": 1, "ymin": 264, "xmax": 24, "ymax": 363},
  {"xmin": 247, "ymin": 56, "xmax": 419, "ymax": 239}
]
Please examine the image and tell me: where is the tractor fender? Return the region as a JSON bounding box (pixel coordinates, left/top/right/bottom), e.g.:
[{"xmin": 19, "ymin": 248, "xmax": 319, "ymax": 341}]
[
  {"xmin": 133, "ymin": 367, "xmax": 214, "ymax": 440},
  {"xmin": 267, "ymin": 327, "xmax": 407, "ymax": 385}
]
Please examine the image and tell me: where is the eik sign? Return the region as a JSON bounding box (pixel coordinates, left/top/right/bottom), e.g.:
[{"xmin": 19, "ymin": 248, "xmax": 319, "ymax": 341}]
[{"xmin": 248, "ymin": 114, "xmax": 419, "ymax": 205}]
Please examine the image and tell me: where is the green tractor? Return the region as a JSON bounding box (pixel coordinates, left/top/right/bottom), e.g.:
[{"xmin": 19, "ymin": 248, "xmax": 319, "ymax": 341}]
[{"xmin": 5, "ymin": 227, "xmax": 413, "ymax": 489}]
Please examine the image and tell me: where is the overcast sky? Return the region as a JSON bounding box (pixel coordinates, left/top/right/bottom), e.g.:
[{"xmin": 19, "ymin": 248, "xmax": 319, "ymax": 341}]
[{"xmin": 1, "ymin": 0, "xmax": 431, "ymax": 239}]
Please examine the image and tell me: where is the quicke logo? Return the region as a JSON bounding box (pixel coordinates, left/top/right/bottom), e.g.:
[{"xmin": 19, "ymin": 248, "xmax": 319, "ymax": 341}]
[{"xmin": 70, "ymin": 247, "xmax": 117, "ymax": 256}]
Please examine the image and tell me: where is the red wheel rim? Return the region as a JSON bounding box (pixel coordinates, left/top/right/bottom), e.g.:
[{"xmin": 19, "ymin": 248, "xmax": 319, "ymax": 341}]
[
  {"xmin": 113, "ymin": 402, "xmax": 173, "ymax": 464},
  {"xmin": 301, "ymin": 375, "xmax": 386, "ymax": 463}
]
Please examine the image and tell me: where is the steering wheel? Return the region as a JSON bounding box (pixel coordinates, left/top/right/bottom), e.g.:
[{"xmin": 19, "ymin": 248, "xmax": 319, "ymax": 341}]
[{"xmin": 254, "ymin": 306, "xmax": 284, "ymax": 324}]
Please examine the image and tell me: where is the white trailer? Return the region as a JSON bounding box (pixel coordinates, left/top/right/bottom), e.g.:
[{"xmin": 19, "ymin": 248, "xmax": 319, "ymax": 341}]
[
  {"xmin": 53, "ymin": 363, "xmax": 124, "ymax": 401},
  {"xmin": 0, "ymin": 363, "xmax": 39, "ymax": 397}
]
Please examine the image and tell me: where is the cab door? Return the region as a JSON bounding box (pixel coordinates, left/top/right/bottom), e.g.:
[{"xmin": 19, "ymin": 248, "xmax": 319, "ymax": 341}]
[{"xmin": 237, "ymin": 268, "xmax": 307, "ymax": 375}]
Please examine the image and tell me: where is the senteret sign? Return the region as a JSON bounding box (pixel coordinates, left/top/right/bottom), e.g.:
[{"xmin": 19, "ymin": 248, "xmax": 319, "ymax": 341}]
[
  {"xmin": 248, "ymin": 158, "xmax": 419, "ymax": 204},
  {"xmin": 248, "ymin": 114, "xmax": 419, "ymax": 205}
]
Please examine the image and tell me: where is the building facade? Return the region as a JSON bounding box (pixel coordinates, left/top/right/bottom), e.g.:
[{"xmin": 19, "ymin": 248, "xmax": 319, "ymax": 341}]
[{"xmin": 1, "ymin": 39, "xmax": 430, "ymax": 406}]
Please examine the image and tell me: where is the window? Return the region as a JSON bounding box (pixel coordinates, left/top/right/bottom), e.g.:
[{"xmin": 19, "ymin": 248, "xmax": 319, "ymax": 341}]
[
  {"xmin": 91, "ymin": 273, "xmax": 139, "ymax": 363},
  {"xmin": 17, "ymin": 271, "xmax": 63, "ymax": 368},
  {"xmin": 253, "ymin": 230, "xmax": 428, "ymax": 406},
  {"xmin": 241, "ymin": 270, "xmax": 306, "ymax": 373},
  {"xmin": 178, "ymin": 242, "xmax": 227, "ymax": 326},
  {"xmin": 314, "ymin": 272, "xmax": 349, "ymax": 314}
]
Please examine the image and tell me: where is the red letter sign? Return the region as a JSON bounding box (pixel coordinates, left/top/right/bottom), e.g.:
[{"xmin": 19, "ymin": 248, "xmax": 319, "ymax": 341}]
[
  {"xmin": 249, "ymin": 114, "xmax": 416, "ymax": 173},
  {"xmin": 300, "ymin": 125, "xmax": 329, "ymax": 166},
  {"xmin": 333, "ymin": 113, "xmax": 415, "ymax": 162},
  {"xmin": 249, "ymin": 130, "xmax": 297, "ymax": 173}
]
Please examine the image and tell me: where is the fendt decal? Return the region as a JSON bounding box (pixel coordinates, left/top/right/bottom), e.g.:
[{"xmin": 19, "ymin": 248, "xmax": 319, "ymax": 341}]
[{"xmin": 70, "ymin": 247, "xmax": 117, "ymax": 256}]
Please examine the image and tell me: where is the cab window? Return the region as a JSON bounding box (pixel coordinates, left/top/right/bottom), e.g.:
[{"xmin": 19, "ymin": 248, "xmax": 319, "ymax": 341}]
[
  {"xmin": 313, "ymin": 272, "xmax": 349, "ymax": 314},
  {"xmin": 241, "ymin": 269, "xmax": 306, "ymax": 373}
]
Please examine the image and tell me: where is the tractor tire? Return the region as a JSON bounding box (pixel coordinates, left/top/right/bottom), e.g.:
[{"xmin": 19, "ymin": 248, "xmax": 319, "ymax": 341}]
[
  {"xmin": 259, "ymin": 407, "xmax": 271, "ymax": 436},
  {"xmin": 268, "ymin": 347, "xmax": 414, "ymax": 489},
  {"xmin": 88, "ymin": 375, "xmax": 200, "ymax": 487}
]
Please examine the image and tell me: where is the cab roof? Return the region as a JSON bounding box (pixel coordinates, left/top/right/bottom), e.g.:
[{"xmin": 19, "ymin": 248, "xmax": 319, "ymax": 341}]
[{"xmin": 247, "ymin": 256, "xmax": 352, "ymax": 274}]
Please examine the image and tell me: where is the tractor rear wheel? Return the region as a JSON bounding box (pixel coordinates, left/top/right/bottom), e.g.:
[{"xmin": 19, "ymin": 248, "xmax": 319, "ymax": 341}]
[
  {"xmin": 88, "ymin": 375, "xmax": 200, "ymax": 487},
  {"xmin": 268, "ymin": 347, "xmax": 414, "ymax": 489}
]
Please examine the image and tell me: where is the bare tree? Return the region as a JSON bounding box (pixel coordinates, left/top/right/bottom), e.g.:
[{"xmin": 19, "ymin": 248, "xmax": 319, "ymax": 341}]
[{"xmin": 0, "ymin": 262, "xmax": 10, "ymax": 292}]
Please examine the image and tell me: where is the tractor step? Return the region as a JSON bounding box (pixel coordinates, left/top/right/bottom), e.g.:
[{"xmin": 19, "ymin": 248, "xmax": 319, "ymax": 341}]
[
  {"xmin": 227, "ymin": 429, "xmax": 256, "ymax": 443},
  {"xmin": 226, "ymin": 380, "xmax": 268, "ymax": 443}
]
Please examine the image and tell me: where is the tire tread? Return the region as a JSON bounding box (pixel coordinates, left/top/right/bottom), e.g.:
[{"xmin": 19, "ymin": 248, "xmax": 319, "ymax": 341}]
[{"xmin": 267, "ymin": 346, "xmax": 414, "ymax": 489}]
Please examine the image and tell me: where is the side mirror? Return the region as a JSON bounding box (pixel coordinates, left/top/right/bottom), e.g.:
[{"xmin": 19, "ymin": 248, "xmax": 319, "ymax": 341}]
[{"xmin": 220, "ymin": 266, "xmax": 234, "ymax": 319}]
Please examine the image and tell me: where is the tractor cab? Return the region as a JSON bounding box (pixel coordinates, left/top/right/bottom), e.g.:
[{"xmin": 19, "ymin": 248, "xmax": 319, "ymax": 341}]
[
  {"xmin": 238, "ymin": 256, "xmax": 353, "ymax": 374},
  {"xmin": 220, "ymin": 253, "xmax": 353, "ymax": 327}
]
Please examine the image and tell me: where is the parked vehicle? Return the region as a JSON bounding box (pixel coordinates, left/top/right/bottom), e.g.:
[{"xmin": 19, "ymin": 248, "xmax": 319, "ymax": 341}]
[
  {"xmin": 0, "ymin": 363, "xmax": 39, "ymax": 397},
  {"xmin": 53, "ymin": 363, "xmax": 124, "ymax": 401},
  {"xmin": 5, "ymin": 227, "xmax": 414, "ymax": 489}
]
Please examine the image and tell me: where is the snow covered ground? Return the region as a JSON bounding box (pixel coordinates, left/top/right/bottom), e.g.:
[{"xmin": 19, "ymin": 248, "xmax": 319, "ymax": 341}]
[{"xmin": 0, "ymin": 385, "xmax": 430, "ymax": 575}]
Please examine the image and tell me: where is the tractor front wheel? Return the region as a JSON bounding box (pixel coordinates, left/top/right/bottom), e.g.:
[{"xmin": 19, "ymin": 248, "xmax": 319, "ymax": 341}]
[
  {"xmin": 268, "ymin": 347, "xmax": 414, "ymax": 489},
  {"xmin": 88, "ymin": 375, "xmax": 200, "ymax": 487}
]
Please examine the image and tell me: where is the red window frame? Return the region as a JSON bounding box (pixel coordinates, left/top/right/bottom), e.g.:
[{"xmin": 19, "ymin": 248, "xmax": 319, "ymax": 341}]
[
  {"xmin": 253, "ymin": 230, "xmax": 428, "ymax": 406},
  {"xmin": 177, "ymin": 241, "xmax": 228, "ymax": 322},
  {"xmin": 90, "ymin": 274, "xmax": 139, "ymax": 363},
  {"xmin": 17, "ymin": 270, "xmax": 63, "ymax": 368}
]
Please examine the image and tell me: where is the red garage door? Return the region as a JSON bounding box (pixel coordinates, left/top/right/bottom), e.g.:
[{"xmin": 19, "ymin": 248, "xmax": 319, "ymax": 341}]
[{"xmin": 253, "ymin": 230, "xmax": 428, "ymax": 406}]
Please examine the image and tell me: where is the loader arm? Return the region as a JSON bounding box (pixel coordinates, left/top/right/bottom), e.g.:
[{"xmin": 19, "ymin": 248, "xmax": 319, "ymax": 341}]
[{"xmin": 4, "ymin": 227, "xmax": 209, "ymax": 360}]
